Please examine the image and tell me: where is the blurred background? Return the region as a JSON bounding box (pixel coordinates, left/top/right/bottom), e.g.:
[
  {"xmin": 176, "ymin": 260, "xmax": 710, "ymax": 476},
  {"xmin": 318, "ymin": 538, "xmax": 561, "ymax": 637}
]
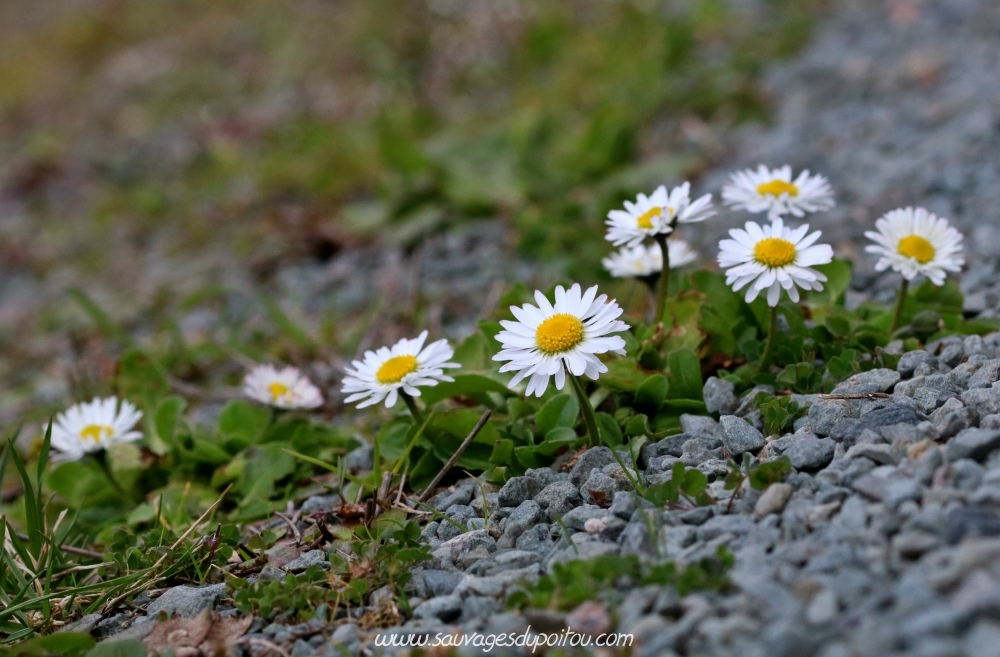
[
  {"xmin": 0, "ymin": 0, "xmax": 820, "ymax": 426},
  {"xmin": 3, "ymin": 0, "xmax": 999, "ymax": 431}
]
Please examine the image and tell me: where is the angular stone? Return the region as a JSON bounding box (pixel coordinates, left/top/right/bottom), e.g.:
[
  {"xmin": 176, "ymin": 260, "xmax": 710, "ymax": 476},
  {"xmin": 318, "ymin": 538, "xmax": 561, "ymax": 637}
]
[
  {"xmin": 498, "ymin": 476, "xmax": 543, "ymax": 507},
  {"xmin": 703, "ymin": 376, "xmax": 738, "ymax": 415},
  {"xmin": 784, "ymin": 438, "xmax": 836, "ymax": 471},
  {"xmin": 947, "ymin": 429, "xmax": 1000, "ymax": 462},
  {"xmin": 753, "ymin": 483, "xmax": 793, "ymax": 520},
  {"xmin": 561, "ymin": 505, "xmax": 611, "ymax": 531},
  {"xmin": 945, "ymin": 506, "xmax": 1000, "ymax": 544},
  {"xmin": 534, "ymin": 481, "xmax": 583, "ymax": 517},
  {"xmin": 717, "ymin": 415, "xmax": 765, "ymax": 455},
  {"xmin": 569, "ymin": 447, "xmax": 617, "ymax": 487},
  {"xmin": 830, "ymin": 404, "xmax": 926, "ymax": 447},
  {"xmin": 421, "ymin": 570, "xmax": 463, "ymax": 597},
  {"xmin": 680, "ymin": 414, "xmax": 718, "ymax": 437},
  {"xmin": 581, "ymin": 470, "xmax": 624, "ymax": 505},
  {"xmin": 413, "ymin": 595, "xmax": 462, "ymax": 622},
  {"xmin": 808, "ymin": 400, "xmax": 852, "ymax": 437},
  {"xmin": 962, "ymin": 388, "xmax": 1000, "ymax": 417},
  {"xmin": 284, "ymin": 550, "xmax": 329, "ymax": 572},
  {"xmin": 898, "ymin": 350, "xmax": 936, "ymax": 378},
  {"xmin": 146, "ymin": 584, "xmax": 227, "ymax": 618},
  {"xmin": 832, "ymin": 368, "xmax": 900, "ymax": 394},
  {"xmin": 845, "ymin": 443, "xmax": 900, "ymax": 465}
]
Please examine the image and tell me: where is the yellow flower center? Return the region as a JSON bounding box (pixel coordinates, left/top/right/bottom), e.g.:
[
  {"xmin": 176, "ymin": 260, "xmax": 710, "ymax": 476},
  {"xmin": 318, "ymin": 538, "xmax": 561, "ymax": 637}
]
[
  {"xmin": 268, "ymin": 382, "xmax": 290, "ymax": 400},
  {"xmin": 754, "ymin": 237, "xmax": 797, "ymax": 268},
  {"xmin": 636, "ymin": 207, "xmax": 662, "ymax": 230},
  {"xmin": 80, "ymin": 424, "xmax": 113, "ymax": 444},
  {"xmin": 535, "ymin": 313, "xmax": 585, "ymax": 355},
  {"xmin": 375, "ymin": 355, "xmax": 419, "ymax": 384},
  {"xmin": 898, "ymin": 234, "xmax": 935, "ymax": 264},
  {"xmin": 757, "ymin": 179, "xmax": 799, "ymax": 197}
]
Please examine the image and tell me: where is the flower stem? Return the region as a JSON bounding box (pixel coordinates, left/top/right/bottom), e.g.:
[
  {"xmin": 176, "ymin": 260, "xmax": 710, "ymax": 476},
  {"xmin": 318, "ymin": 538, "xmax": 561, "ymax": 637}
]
[
  {"xmin": 93, "ymin": 450, "xmax": 126, "ymax": 498},
  {"xmin": 401, "ymin": 391, "xmax": 425, "ymax": 426},
  {"xmin": 569, "ymin": 370, "xmax": 644, "ymax": 494},
  {"xmin": 653, "ymin": 233, "xmax": 671, "ymax": 327},
  {"xmin": 568, "ymin": 372, "xmax": 600, "ymax": 449},
  {"xmin": 890, "ymin": 278, "xmax": 910, "ymax": 334},
  {"xmin": 760, "ymin": 304, "xmax": 779, "ymax": 370}
]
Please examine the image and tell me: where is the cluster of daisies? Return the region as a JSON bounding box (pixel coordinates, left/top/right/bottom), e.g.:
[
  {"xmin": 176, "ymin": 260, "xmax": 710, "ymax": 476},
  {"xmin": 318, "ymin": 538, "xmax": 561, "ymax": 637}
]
[{"xmin": 49, "ymin": 164, "xmax": 966, "ymax": 463}]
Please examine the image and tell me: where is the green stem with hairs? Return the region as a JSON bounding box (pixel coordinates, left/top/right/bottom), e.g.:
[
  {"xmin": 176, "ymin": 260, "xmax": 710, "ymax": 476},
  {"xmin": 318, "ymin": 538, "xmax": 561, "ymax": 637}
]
[
  {"xmin": 568, "ymin": 370, "xmax": 644, "ymax": 494},
  {"xmin": 653, "ymin": 232, "xmax": 672, "ymax": 327},
  {"xmin": 93, "ymin": 450, "xmax": 127, "ymax": 498},
  {"xmin": 760, "ymin": 304, "xmax": 779, "ymax": 370},
  {"xmin": 401, "ymin": 391, "xmax": 425, "ymax": 426},
  {"xmin": 890, "ymin": 278, "xmax": 910, "ymax": 334}
]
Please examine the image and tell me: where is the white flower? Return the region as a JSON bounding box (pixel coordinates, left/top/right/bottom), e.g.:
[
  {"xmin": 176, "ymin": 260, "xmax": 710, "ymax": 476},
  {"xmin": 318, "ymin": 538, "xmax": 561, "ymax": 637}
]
[
  {"xmin": 244, "ymin": 365, "xmax": 324, "ymax": 409},
  {"xmin": 722, "ymin": 165, "xmax": 835, "ymax": 221},
  {"xmin": 718, "ymin": 218, "xmax": 834, "ymax": 307},
  {"xmin": 341, "ymin": 331, "xmax": 460, "ymax": 409},
  {"xmin": 605, "ymin": 182, "xmax": 715, "ymax": 247},
  {"xmin": 51, "ymin": 397, "xmax": 143, "ymax": 462},
  {"xmin": 601, "ymin": 240, "xmax": 699, "ymax": 278},
  {"xmin": 493, "ymin": 283, "xmax": 629, "ymax": 397},
  {"xmin": 864, "ymin": 207, "xmax": 964, "ymax": 286}
]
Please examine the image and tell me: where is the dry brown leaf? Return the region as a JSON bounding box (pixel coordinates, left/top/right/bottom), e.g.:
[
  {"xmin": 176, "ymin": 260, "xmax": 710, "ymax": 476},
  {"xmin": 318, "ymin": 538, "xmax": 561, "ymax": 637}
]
[{"xmin": 144, "ymin": 609, "xmax": 253, "ymax": 657}]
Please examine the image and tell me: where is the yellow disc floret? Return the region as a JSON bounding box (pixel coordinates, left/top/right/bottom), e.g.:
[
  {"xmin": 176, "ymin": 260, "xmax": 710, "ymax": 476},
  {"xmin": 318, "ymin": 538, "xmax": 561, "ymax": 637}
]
[
  {"xmin": 376, "ymin": 355, "xmax": 419, "ymax": 384},
  {"xmin": 535, "ymin": 313, "xmax": 585, "ymax": 355},
  {"xmin": 268, "ymin": 382, "xmax": 290, "ymax": 400},
  {"xmin": 636, "ymin": 207, "xmax": 662, "ymax": 230},
  {"xmin": 80, "ymin": 425, "xmax": 113, "ymax": 444},
  {"xmin": 754, "ymin": 237, "xmax": 797, "ymax": 268},
  {"xmin": 897, "ymin": 234, "xmax": 935, "ymax": 264},
  {"xmin": 757, "ymin": 180, "xmax": 799, "ymax": 198}
]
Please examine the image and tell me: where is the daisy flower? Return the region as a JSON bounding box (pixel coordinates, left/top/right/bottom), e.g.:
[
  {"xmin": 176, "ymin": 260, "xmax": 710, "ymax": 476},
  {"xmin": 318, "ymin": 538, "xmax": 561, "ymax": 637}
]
[
  {"xmin": 605, "ymin": 182, "xmax": 715, "ymax": 247},
  {"xmin": 341, "ymin": 331, "xmax": 460, "ymax": 409},
  {"xmin": 864, "ymin": 207, "xmax": 964, "ymax": 286},
  {"xmin": 244, "ymin": 364, "xmax": 324, "ymax": 409},
  {"xmin": 601, "ymin": 240, "xmax": 698, "ymax": 278},
  {"xmin": 718, "ymin": 218, "xmax": 834, "ymax": 307},
  {"xmin": 722, "ymin": 165, "xmax": 835, "ymax": 221},
  {"xmin": 51, "ymin": 397, "xmax": 143, "ymax": 462},
  {"xmin": 493, "ymin": 283, "xmax": 629, "ymax": 397}
]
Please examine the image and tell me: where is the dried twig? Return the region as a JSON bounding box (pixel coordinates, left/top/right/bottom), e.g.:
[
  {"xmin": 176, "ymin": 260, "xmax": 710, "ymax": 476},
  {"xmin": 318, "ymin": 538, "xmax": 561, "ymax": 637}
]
[
  {"xmin": 13, "ymin": 533, "xmax": 103, "ymax": 561},
  {"xmin": 817, "ymin": 393, "xmax": 891, "ymax": 400},
  {"xmin": 416, "ymin": 410, "xmax": 491, "ymax": 504}
]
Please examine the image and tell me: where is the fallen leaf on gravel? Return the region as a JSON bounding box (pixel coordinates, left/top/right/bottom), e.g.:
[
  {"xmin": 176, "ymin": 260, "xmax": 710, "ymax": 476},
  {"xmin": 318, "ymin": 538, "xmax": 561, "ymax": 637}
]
[{"xmin": 144, "ymin": 609, "xmax": 253, "ymax": 657}]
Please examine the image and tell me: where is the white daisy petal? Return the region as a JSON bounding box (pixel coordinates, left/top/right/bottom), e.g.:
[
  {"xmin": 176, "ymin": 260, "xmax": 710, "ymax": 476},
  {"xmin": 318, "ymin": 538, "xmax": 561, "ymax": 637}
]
[
  {"xmin": 717, "ymin": 218, "xmax": 834, "ymax": 307},
  {"xmin": 340, "ymin": 333, "xmax": 460, "ymax": 409},
  {"xmin": 722, "ymin": 165, "xmax": 835, "ymax": 219},
  {"xmin": 864, "ymin": 207, "xmax": 964, "ymax": 285},
  {"xmin": 601, "ymin": 239, "xmax": 698, "ymax": 278},
  {"xmin": 605, "ymin": 182, "xmax": 714, "ymax": 247},
  {"xmin": 51, "ymin": 396, "xmax": 144, "ymax": 462},
  {"xmin": 244, "ymin": 364, "xmax": 324, "ymax": 410},
  {"xmin": 493, "ymin": 284, "xmax": 630, "ymax": 397}
]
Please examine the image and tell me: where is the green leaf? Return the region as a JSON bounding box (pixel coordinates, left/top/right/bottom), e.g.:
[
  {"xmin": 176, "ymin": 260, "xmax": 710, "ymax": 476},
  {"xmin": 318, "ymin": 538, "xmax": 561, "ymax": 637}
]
[
  {"xmin": 237, "ymin": 443, "xmax": 297, "ymax": 500},
  {"xmin": 426, "ymin": 409, "xmax": 500, "ymax": 471},
  {"xmin": 595, "ymin": 412, "xmax": 623, "ymax": 446},
  {"xmin": 600, "ymin": 358, "xmax": 651, "ymax": 393},
  {"xmin": 7, "ymin": 633, "xmax": 96, "ymax": 657},
  {"xmin": 635, "ymin": 374, "xmax": 669, "ymax": 409},
  {"xmin": 666, "ymin": 349, "xmax": 703, "ymax": 401},
  {"xmin": 536, "ymin": 394, "xmax": 579, "ymax": 434},
  {"xmin": 218, "ymin": 400, "xmax": 271, "ymax": 444},
  {"xmin": 661, "ymin": 292, "xmax": 706, "ymax": 353},
  {"xmin": 154, "ymin": 395, "xmax": 187, "ymax": 446},
  {"xmin": 749, "ymin": 457, "xmax": 792, "ymax": 491},
  {"xmin": 624, "ymin": 414, "xmax": 650, "ymax": 437},
  {"xmin": 810, "ymin": 258, "xmax": 852, "ymax": 306},
  {"xmin": 490, "ymin": 439, "xmax": 514, "ymax": 465},
  {"xmin": 451, "ymin": 330, "xmax": 499, "ymax": 370},
  {"xmin": 84, "ymin": 639, "xmax": 148, "ymax": 657}
]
